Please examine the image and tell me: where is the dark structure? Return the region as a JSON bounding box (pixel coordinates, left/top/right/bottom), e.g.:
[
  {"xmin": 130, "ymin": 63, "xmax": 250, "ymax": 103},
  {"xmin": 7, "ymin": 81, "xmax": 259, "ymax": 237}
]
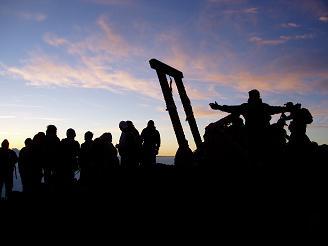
[{"xmin": 149, "ymin": 59, "xmax": 202, "ymax": 165}]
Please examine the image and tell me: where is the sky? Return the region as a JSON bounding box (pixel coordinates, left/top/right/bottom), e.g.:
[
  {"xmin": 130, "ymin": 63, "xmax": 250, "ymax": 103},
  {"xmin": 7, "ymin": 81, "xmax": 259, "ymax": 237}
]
[{"xmin": 0, "ymin": 0, "xmax": 327, "ymax": 155}]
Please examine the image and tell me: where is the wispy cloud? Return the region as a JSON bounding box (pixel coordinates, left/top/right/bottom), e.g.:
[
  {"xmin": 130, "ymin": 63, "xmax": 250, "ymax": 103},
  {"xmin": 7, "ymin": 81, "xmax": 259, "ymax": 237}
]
[
  {"xmin": 193, "ymin": 105, "xmax": 222, "ymax": 119},
  {"xmin": 223, "ymin": 7, "xmax": 258, "ymax": 14},
  {"xmin": 1, "ymin": 52, "xmax": 159, "ymax": 98},
  {"xmin": 84, "ymin": 0, "xmax": 133, "ymax": 5},
  {"xmin": 319, "ymin": 16, "xmax": 328, "ymax": 22},
  {"xmin": 156, "ymin": 35, "xmax": 328, "ymax": 96},
  {"xmin": 0, "ymin": 115, "xmax": 16, "ymax": 119},
  {"xmin": 281, "ymin": 22, "xmax": 301, "ymax": 28},
  {"xmin": 17, "ymin": 11, "xmax": 47, "ymax": 22},
  {"xmin": 249, "ymin": 34, "xmax": 313, "ymax": 46},
  {"xmin": 0, "ymin": 103, "xmax": 43, "ymax": 109},
  {"xmin": 1, "ymin": 16, "xmax": 160, "ymax": 99},
  {"xmin": 44, "ymin": 16, "xmax": 141, "ymax": 58},
  {"xmin": 24, "ymin": 116, "xmax": 67, "ymax": 122}
]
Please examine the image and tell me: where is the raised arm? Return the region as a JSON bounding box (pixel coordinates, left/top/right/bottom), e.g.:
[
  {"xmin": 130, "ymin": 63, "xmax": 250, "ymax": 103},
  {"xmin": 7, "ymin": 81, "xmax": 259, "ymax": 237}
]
[
  {"xmin": 209, "ymin": 101, "xmax": 243, "ymax": 114},
  {"xmin": 267, "ymin": 105, "xmax": 287, "ymax": 115}
]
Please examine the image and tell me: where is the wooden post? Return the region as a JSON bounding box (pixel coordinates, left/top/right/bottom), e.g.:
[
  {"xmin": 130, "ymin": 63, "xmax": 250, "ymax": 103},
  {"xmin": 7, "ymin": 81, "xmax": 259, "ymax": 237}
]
[{"xmin": 149, "ymin": 59, "xmax": 202, "ymax": 150}]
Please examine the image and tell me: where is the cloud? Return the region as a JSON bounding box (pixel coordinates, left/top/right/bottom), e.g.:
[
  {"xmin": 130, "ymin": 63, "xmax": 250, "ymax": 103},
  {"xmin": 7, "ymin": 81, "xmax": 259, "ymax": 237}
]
[
  {"xmin": 24, "ymin": 116, "xmax": 67, "ymax": 122},
  {"xmin": 17, "ymin": 11, "xmax": 47, "ymax": 22},
  {"xmin": 84, "ymin": 0, "xmax": 132, "ymax": 5},
  {"xmin": 193, "ymin": 105, "xmax": 222, "ymax": 119},
  {"xmin": 0, "ymin": 115, "xmax": 16, "ymax": 119},
  {"xmin": 249, "ymin": 36, "xmax": 286, "ymax": 46},
  {"xmin": 44, "ymin": 16, "xmax": 141, "ymax": 58},
  {"xmin": 281, "ymin": 22, "xmax": 301, "ymax": 28},
  {"xmin": 319, "ymin": 16, "xmax": 328, "ymax": 22},
  {"xmin": 223, "ymin": 7, "xmax": 258, "ymax": 14},
  {"xmin": 155, "ymin": 34, "xmax": 328, "ymax": 96},
  {"xmin": 1, "ymin": 52, "xmax": 159, "ymax": 98},
  {"xmin": 0, "ymin": 103, "xmax": 43, "ymax": 109},
  {"xmin": 1, "ymin": 16, "xmax": 160, "ymax": 99},
  {"xmin": 249, "ymin": 34, "xmax": 313, "ymax": 45}
]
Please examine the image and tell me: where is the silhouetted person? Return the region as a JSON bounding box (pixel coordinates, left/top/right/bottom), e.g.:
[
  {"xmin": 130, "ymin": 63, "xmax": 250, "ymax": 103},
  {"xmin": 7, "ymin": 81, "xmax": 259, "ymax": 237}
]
[
  {"xmin": 204, "ymin": 114, "xmax": 247, "ymax": 168},
  {"xmin": 126, "ymin": 120, "xmax": 142, "ymax": 166},
  {"xmin": 117, "ymin": 121, "xmax": 139, "ymax": 168},
  {"xmin": 80, "ymin": 131, "xmax": 94, "ymax": 187},
  {"xmin": 31, "ymin": 132, "xmax": 45, "ymax": 191},
  {"xmin": 43, "ymin": 125, "xmax": 60, "ymax": 186},
  {"xmin": 210, "ymin": 89, "xmax": 286, "ymax": 132},
  {"xmin": 59, "ymin": 128, "xmax": 80, "ymax": 190},
  {"xmin": 267, "ymin": 115, "xmax": 289, "ymax": 168},
  {"xmin": 141, "ymin": 120, "xmax": 161, "ymax": 168},
  {"xmin": 93, "ymin": 132, "xmax": 119, "ymax": 185},
  {"xmin": 210, "ymin": 89, "xmax": 287, "ymax": 165},
  {"xmin": 0, "ymin": 139, "xmax": 18, "ymax": 199},
  {"xmin": 174, "ymin": 139, "xmax": 193, "ymax": 167},
  {"xmin": 18, "ymin": 138, "xmax": 34, "ymax": 192},
  {"xmin": 285, "ymin": 102, "xmax": 313, "ymax": 147}
]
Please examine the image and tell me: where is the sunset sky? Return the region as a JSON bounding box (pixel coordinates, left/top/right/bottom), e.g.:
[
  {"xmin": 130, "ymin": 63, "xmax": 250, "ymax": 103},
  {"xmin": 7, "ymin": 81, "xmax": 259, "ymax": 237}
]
[{"xmin": 0, "ymin": 0, "xmax": 327, "ymax": 155}]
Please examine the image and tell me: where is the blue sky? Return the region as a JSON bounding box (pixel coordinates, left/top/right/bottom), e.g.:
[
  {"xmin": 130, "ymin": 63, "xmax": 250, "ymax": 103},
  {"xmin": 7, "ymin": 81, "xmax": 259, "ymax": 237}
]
[{"xmin": 0, "ymin": 0, "xmax": 327, "ymax": 155}]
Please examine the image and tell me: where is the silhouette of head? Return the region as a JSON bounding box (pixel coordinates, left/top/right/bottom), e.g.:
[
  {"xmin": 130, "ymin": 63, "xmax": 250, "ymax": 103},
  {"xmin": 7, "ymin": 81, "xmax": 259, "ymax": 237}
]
[
  {"xmin": 33, "ymin": 132, "xmax": 45, "ymax": 144},
  {"xmin": 101, "ymin": 132, "xmax": 112, "ymax": 143},
  {"xmin": 84, "ymin": 131, "xmax": 93, "ymax": 141},
  {"xmin": 126, "ymin": 120, "xmax": 134, "ymax": 129},
  {"xmin": 24, "ymin": 138, "xmax": 33, "ymax": 147},
  {"xmin": 248, "ymin": 89, "xmax": 261, "ymax": 102},
  {"xmin": 46, "ymin": 125, "xmax": 57, "ymax": 136},
  {"xmin": 66, "ymin": 128, "xmax": 76, "ymax": 139},
  {"xmin": 119, "ymin": 121, "xmax": 128, "ymax": 131},
  {"xmin": 1, "ymin": 139, "xmax": 9, "ymax": 149},
  {"xmin": 147, "ymin": 120, "xmax": 155, "ymax": 127}
]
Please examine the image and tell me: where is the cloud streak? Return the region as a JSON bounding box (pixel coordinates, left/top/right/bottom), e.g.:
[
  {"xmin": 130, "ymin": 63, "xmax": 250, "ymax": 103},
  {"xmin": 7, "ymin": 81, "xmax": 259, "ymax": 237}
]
[
  {"xmin": 223, "ymin": 7, "xmax": 258, "ymax": 14},
  {"xmin": 17, "ymin": 11, "xmax": 47, "ymax": 22},
  {"xmin": 249, "ymin": 34, "xmax": 314, "ymax": 46},
  {"xmin": 1, "ymin": 16, "xmax": 160, "ymax": 99},
  {"xmin": 281, "ymin": 22, "xmax": 301, "ymax": 28},
  {"xmin": 319, "ymin": 16, "xmax": 328, "ymax": 22}
]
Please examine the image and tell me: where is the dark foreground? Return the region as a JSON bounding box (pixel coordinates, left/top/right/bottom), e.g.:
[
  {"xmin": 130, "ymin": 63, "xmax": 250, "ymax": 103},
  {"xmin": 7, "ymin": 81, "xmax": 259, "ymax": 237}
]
[{"xmin": 1, "ymin": 164, "xmax": 326, "ymax": 241}]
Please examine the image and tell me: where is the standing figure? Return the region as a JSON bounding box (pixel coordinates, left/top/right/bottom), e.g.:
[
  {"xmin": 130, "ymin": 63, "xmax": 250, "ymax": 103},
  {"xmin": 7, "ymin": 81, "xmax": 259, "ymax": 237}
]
[
  {"xmin": 141, "ymin": 120, "xmax": 161, "ymax": 167},
  {"xmin": 0, "ymin": 139, "xmax": 18, "ymax": 199},
  {"xmin": 60, "ymin": 128, "xmax": 80, "ymax": 190}
]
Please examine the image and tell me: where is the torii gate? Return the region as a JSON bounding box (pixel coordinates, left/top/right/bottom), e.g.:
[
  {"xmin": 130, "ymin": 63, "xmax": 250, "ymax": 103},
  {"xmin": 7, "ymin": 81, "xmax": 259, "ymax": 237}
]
[{"xmin": 149, "ymin": 59, "xmax": 202, "ymax": 156}]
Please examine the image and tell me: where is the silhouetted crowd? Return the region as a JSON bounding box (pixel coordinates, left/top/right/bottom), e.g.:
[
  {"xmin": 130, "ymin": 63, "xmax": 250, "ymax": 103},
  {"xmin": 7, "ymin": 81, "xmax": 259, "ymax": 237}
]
[
  {"xmin": 0, "ymin": 120, "xmax": 160, "ymax": 199},
  {"xmin": 1, "ymin": 89, "xmax": 328, "ymax": 201},
  {"xmin": 205, "ymin": 89, "xmax": 328, "ymax": 171}
]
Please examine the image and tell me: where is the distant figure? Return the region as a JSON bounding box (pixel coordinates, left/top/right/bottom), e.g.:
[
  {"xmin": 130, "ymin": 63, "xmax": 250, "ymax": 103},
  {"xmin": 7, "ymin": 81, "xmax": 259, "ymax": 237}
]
[
  {"xmin": 174, "ymin": 139, "xmax": 193, "ymax": 167},
  {"xmin": 60, "ymin": 128, "xmax": 80, "ymax": 189},
  {"xmin": 117, "ymin": 121, "xmax": 139, "ymax": 168},
  {"xmin": 285, "ymin": 102, "xmax": 313, "ymax": 146},
  {"xmin": 210, "ymin": 89, "xmax": 286, "ymax": 132},
  {"xmin": 126, "ymin": 120, "xmax": 142, "ymax": 165},
  {"xmin": 0, "ymin": 139, "xmax": 18, "ymax": 198},
  {"xmin": 204, "ymin": 113, "xmax": 247, "ymax": 168},
  {"xmin": 80, "ymin": 131, "xmax": 94, "ymax": 186},
  {"xmin": 18, "ymin": 138, "xmax": 34, "ymax": 192},
  {"xmin": 43, "ymin": 125, "xmax": 60, "ymax": 185},
  {"xmin": 93, "ymin": 132, "xmax": 119, "ymax": 183},
  {"xmin": 210, "ymin": 89, "xmax": 287, "ymax": 164},
  {"xmin": 141, "ymin": 120, "xmax": 161, "ymax": 167}
]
